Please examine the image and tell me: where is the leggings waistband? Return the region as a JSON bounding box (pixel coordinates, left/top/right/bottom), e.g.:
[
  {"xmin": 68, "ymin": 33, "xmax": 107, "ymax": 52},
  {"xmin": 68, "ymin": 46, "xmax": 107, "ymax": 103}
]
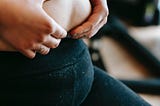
[{"xmin": 0, "ymin": 39, "xmax": 87, "ymax": 76}]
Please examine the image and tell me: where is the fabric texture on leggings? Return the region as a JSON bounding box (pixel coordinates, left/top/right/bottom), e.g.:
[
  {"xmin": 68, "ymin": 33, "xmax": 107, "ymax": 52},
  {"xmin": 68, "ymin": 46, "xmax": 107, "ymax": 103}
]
[
  {"xmin": 0, "ymin": 38, "xmax": 150, "ymax": 106},
  {"xmin": 0, "ymin": 39, "xmax": 94, "ymax": 106},
  {"xmin": 81, "ymin": 66, "xmax": 151, "ymax": 106}
]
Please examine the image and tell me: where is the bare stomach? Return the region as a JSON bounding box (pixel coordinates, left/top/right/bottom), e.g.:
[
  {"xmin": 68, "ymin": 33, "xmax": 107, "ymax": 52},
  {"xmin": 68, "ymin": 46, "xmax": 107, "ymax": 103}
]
[
  {"xmin": 43, "ymin": 0, "xmax": 91, "ymax": 31},
  {"xmin": 0, "ymin": 0, "xmax": 91, "ymax": 51}
]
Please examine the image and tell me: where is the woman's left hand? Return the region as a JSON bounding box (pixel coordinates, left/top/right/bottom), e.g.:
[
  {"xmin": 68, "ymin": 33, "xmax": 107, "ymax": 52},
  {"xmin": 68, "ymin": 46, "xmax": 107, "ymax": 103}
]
[{"xmin": 70, "ymin": 0, "xmax": 109, "ymax": 39}]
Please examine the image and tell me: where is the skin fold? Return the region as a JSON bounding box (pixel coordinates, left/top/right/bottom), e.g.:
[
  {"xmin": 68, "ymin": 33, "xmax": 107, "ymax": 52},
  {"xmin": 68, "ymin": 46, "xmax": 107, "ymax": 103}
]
[
  {"xmin": 0, "ymin": 0, "xmax": 108, "ymax": 58},
  {"xmin": 43, "ymin": 0, "xmax": 92, "ymax": 31},
  {"xmin": 0, "ymin": 0, "xmax": 91, "ymax": 52}
]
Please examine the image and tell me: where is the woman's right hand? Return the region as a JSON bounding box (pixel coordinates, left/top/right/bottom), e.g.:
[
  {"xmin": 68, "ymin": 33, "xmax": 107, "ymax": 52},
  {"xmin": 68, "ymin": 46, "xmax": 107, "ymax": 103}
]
[{"xmin": 0, "ymin": 0, "xmax": 67, "ymax": 59}]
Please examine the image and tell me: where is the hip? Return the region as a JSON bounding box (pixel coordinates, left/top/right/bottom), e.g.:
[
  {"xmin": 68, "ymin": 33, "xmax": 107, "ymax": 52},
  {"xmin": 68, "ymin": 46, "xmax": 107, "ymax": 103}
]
[
  {"xmin": 0, "ymin": 39, "xmax": 90, "ymax": 77},
  {"xmin": 0, "ymin": 39, "xmax": 94, "ymax": 105}
]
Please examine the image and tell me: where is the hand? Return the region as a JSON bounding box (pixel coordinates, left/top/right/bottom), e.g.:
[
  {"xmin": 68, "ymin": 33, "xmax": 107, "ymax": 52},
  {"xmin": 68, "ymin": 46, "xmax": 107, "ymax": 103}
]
[
  {"xmin": 70, "ymin": 0, "xmax": 109, "ymax": 39},
  {"xmin": 0, "ymin": 0, "xmax": 67, "ymax": 58},
  {"xmin": 0, "ymin": 39, "xmax": 15, "ymax": 51}
]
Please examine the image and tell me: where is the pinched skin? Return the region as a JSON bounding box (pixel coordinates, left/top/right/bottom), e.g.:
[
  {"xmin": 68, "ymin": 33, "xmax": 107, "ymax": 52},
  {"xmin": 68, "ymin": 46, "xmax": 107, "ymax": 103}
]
[
  {"xmin": 0, "ymin": 0, "xmax": 91, "ymax": 51},
  {"xmin": 43, "ymin": 0, "xmax": 91, "ymax": 31}
]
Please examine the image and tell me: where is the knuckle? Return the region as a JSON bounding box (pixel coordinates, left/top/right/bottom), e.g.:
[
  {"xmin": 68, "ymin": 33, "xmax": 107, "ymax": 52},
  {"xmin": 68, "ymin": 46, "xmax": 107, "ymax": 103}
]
[
  {"xmin": 59, "ymin": 32, "xmax": 67, "ymax": 38},
  {"xmin": 45, "ymin": 49, "xmax": 50, "ymax": 55},
  {"xmin": 36, "ymin": 45, "xmax": 50, "ymax": 55},
  {"xmin": 52, "ymin": 32, "xmax": 60, "ymax": 38},
  {"xmin": 90, "ymin": 23, "xmax": 94, "ymax": 29},
  {"xmin": 43, "ymin": 20, "xmax": 54, "ymax": 34},
  {"xmin": 62, "ymin": 30, "xmax": 67, "ymax": 37},
  {"xmin": 23, "ymin": 40, "xmax": 37, "ymax": 49},
  {"xmin": 55, "ymin": 42, "xmax": 60, "ymax": 48},
  {"xmin": 104, "ymin": 17, "xmax": 108, "ymax": 23},
  {"xmin": 53, "ymin": 42, "xmax": 59, "ymax": 48},
  {"xmin": 27, "ymin": 42, "xmax": 35, "ymax": 49},
  {"xmin": 38, "ymin": 34, "xmax": 47, "ymax": 42},
  {"xmin": 87, "ymin": 22, "xmax": 94, "ymax": 30},
  {"xmin": 52, "ymin": 40, "xmax": 60, "ymax": 48},
  {"xmin": 53, "ymin": 29, "xmax": 67, "ymax": 39},
  {"xmin": 41, "ymin": 48, "xmax": 50, "ymax": 55},
  {"xmin": 17, "ymin": 42, "xmax": 33, "ymax": 50},
  {"xmin": 103, "ymin": 7, "xmax": 109, "ymax": 17},
  {"xmin": 99, "ymin": 5, "xmax": 109, "ymax": 17},
  {"xmin": 55, "ymin": 33, "xmax": 64, "ymax": 39}
]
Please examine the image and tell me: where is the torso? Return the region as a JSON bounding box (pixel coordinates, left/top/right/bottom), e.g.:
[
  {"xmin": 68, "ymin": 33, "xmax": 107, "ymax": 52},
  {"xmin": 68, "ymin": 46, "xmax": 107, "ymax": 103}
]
[
  {"xmin": 0, "ymin": 0, "xmax": 91, "ymax": 51},
  {"xmin": 0, "ymin": 0, "xmax": 92, "ymax": 72},
  {"xmin": 43, "ymin": 0, "xmax": 91, "ymax": 31}
]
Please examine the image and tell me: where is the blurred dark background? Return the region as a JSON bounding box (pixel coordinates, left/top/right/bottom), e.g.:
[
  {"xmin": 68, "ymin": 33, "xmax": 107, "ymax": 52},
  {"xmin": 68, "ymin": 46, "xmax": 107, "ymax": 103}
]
[
  {"xmin": 107, "ymin": 0, "xmax": 159, "ymax": 26},
  {"xmin": 88, "ymin": 0, "xmax": 160, "ymax": 105}
]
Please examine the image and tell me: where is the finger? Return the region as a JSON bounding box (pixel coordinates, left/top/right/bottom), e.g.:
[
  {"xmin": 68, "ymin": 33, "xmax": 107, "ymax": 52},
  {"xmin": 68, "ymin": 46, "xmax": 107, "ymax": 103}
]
[
  {"xmin": 70, "ymin": 3, "xmax": 109, "ymax": 37},
  {"xmin": 21, "ymin": 49, "xmax": 36, "ymax": 59},
  {"xmin": 72, "ymin": 17, "xmax": 107, "ymax": 39},
  {"xmin": 88, "ymin": 16, "xmax": 108, "ymax": 37},
  {"xmin": 42, "ymin": 4, "xmax": 67, "ymax": 38},
  {"xmin": 51, "ymin": 24, "xmax": 67, "ymax": 39},
  {"xmin": 70, "ymin": 13, "xmax": 103, "ymax": 36},
  {"xmin": 43, "ymin": 35, "xmax": 61, "ymax": 48},
  {"xmin": 34, "ymin": 44, "xmax": 50, "ymax": 55}
]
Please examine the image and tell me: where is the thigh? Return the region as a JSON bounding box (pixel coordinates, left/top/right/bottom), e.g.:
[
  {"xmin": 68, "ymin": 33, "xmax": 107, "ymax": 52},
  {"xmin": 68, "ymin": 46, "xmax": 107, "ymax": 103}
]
[
  {"xmin": 1, "ymin": 64, "xmax": 76, "ymax": 106},
  {"xmin": 0, "ymin": 47, "xmax": 94, "ymax": 106},
  {"xmin": 81, "ymin": 66, "xmax": 151, "ymax": 106}
]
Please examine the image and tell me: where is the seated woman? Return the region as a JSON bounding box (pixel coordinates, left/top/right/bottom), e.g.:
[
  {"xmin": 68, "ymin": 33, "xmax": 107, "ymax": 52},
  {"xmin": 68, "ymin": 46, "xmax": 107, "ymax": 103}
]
[{"xmin": 0, "ymin": 0, "xmax": 150, "ymax": 106}]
